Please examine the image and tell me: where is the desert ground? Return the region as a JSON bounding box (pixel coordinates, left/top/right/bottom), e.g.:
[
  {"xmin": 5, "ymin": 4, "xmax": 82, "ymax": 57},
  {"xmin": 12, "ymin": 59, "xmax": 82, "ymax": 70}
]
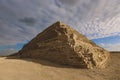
[{"xmin": 0, "ymin": 53, "xmax": 119, "ymax": 80}]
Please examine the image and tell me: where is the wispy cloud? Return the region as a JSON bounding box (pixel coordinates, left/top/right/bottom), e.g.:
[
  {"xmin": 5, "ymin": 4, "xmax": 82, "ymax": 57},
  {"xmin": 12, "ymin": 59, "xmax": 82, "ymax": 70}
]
[
  {"xmin": 0, "ymin": 0, "xmax": 120, "ymax": 46},
  {"xmin": 0, "ymin": 48, "xmax": 18, "ymax": 56},
  {"xmin": 99, "ymin": 43, "xmax": 120, "ymax": 51}
]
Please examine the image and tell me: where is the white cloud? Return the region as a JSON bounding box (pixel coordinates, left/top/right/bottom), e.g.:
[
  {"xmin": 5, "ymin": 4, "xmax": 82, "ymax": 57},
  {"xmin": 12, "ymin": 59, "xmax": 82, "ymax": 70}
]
[
  {"xmin": 0, "ymin": 0, "xmax": 120, "ymax": 46},
  {"xmin": 0, "ymin": 48, "xmax": 18, "ymax": 56},
  {"xmin": 81, "ymin": 14, "xmax": 120, "ymax": 39},
  {"xmin": 99, "ymin": 43, "xmax": 120, "ymax": 51}
]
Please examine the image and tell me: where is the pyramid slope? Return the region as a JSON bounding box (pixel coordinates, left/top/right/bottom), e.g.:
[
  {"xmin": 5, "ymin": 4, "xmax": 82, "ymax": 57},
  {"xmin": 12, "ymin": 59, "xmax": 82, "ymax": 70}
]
[{"xmin": 16, "ymin": 21, "xmax": 110, "ymax": 69}]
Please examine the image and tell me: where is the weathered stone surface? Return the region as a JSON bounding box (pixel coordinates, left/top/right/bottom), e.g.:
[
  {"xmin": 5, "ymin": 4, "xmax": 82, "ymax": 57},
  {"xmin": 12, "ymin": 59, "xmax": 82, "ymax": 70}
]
[{"xmin": 15, "ymin": 21, "xmax": 110, "ymax": 69}]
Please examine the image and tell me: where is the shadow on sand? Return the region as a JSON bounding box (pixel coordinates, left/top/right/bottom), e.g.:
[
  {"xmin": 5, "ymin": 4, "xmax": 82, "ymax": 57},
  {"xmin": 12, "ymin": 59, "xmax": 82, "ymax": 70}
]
[{"xmin": 5, "ymin": 56, "xmax": 86, "ymax": 69}]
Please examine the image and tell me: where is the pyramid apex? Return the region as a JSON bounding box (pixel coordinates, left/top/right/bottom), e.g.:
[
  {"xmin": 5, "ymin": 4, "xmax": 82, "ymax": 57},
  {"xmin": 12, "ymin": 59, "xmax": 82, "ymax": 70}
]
[
  {"xmin": 55, "ymin": 21, "xmax": 64, "ymax": 24},
  {"xmin": 54, "ymin": 21, "xmax": 67, "ymax": 27}
]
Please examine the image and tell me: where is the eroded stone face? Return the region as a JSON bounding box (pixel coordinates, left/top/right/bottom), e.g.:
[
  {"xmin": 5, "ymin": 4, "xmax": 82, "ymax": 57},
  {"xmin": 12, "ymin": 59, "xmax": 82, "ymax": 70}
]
[{"xmin": 16, "ymin": 21, "xmax": 110, "ymax": 69}]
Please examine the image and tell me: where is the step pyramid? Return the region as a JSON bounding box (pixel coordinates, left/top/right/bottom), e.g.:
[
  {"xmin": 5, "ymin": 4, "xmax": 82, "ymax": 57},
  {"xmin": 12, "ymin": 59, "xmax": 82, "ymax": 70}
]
[{"xmin": 15, "ymin": 21, "xmax": 110, "ymax": 69}]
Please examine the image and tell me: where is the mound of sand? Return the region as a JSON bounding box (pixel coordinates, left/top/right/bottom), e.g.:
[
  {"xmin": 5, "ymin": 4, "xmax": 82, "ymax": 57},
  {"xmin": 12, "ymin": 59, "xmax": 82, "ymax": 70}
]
[{"xmin": 14, "ymin": 21, "xmax": 110, "ymax": 69}]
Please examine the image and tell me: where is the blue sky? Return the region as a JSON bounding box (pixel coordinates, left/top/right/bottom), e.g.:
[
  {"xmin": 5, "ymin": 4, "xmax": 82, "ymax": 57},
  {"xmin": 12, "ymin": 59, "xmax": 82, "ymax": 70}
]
[
  {"xmin": 0, "ymin": 0, "xmax": 120, "ymax": 55},
  {"xmin": 92, "ymin": 36, "xmax": 120, "ymax": 51}
]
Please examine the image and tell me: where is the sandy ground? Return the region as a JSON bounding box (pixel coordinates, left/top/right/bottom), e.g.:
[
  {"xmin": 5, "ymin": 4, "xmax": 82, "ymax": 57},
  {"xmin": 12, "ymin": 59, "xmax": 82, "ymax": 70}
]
[{"xmin": 0, "ymin": 53, "xmax": 120, "ymax": 80}]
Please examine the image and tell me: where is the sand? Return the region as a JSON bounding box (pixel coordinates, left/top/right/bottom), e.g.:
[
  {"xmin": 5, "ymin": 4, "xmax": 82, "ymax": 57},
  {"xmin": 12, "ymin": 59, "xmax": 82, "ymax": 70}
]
[{"xmin": 0, "ymin": 53, "xmax": 119, "ymax": 80}]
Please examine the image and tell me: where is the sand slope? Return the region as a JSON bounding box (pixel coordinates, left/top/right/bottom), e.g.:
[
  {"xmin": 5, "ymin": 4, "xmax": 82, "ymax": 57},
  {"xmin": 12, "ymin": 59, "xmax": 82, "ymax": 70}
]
[{"xmin": 0, "ymin": 53, "xmax": 119, "ymax": 80}]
